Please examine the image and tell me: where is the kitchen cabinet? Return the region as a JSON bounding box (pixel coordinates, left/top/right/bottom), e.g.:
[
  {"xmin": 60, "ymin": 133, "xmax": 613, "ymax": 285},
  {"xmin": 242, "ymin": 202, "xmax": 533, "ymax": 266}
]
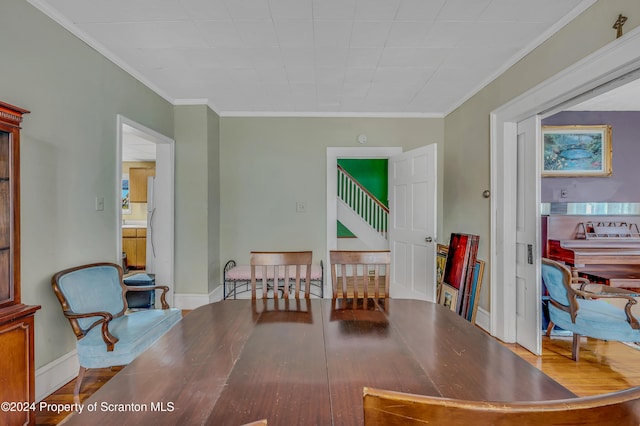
[
  {"xmin": 129, "ymin": 167, "xmax": 155, "ymax": 203},
  {"xmin": 123, "ymin": 228, "xmax": 147, "ymax": 269},
  {"xmin": 0, "ymin": 102, "xmax": 39, "ymax": 426}
]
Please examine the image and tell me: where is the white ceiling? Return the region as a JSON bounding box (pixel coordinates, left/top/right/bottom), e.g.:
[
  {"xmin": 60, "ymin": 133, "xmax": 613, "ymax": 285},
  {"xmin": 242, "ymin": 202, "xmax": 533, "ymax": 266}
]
[
  {"xmin": 122, "ymin": 124, "xmax": 156, "ymax": 161},
  {"xmin": 31, "ymin": 0, "xmax": 594, "ymax": 116},
  {"xmin": 566, "ymin": 78, "xmax": 640, "ymax": 111}
]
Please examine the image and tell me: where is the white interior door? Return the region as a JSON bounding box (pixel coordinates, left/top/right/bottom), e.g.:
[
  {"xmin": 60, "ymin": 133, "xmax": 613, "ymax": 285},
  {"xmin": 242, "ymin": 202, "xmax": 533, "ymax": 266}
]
[
  {"xmin": 389, "ymin": 144, "xmax": 437, "ymax": 301},
  {"xmin": 515, "ymin": 117, "xmax": 542, "ymax": 354}
]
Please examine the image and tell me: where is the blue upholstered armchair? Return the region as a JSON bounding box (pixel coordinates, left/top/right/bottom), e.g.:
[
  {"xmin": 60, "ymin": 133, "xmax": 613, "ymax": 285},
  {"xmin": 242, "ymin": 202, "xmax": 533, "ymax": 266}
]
[
  {"xmin": 51, "ymin": 262, "xmax": 182, "ymax": 402},
  {"xmin": 541, "ymin": 258, "xmax": 640, "ymax": 361}
]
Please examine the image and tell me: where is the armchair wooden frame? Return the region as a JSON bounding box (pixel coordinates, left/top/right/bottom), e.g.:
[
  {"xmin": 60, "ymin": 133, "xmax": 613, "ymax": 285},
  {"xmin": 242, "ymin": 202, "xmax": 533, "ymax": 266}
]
[
  {"xmin": 51, "ymin": 262, "xmax": 174, "ymax": 402},
  {"xmin": 330, "ymin": 250, "xmax": 391, "ymax": 299},
  {"xmin": 363, "ymin": 386, "xmax": 640, "ymax": 425},
  {"xmin": 250, "ymin": 251, "xmax": 313, "ymax": 299}
]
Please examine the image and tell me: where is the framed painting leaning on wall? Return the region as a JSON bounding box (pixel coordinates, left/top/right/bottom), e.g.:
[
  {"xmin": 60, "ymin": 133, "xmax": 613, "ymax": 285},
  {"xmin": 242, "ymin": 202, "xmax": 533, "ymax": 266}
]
[{"xmin": 542, "ymin": 125, "xmax": 612, "ymax": 177}]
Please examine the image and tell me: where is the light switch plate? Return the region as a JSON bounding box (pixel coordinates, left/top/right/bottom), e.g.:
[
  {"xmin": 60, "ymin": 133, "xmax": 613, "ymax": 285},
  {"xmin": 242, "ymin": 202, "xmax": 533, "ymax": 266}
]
[
  {"xmin": 296, "ymin": 201, "xmax": 306, "ymax": 213},
  {"xmin": 95, "ymin": 196, "xmax": 104, "ymax": 211}
]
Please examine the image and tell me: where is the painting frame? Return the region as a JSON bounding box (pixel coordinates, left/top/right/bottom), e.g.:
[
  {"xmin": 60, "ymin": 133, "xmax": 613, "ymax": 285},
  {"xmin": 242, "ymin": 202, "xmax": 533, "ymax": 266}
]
[
  {"xmin": 438, "ymin": 283, "xmax": 458, "ymax": 312},
  {"xmin": 466, "ymin": 260, "xmax": 485, "ymax": 324},
  {"xmin": 542, "ymin": 125, "xmax": 612, "ymax": 177},
  {"xmin": 435, "ymin": 244, "xmax": 448, "ymax": 300}
]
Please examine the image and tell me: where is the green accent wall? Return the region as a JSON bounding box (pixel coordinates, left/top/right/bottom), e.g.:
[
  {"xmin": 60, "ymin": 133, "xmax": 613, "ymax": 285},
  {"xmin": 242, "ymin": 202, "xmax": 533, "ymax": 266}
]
[{"xmin": 337, "ymin": 159, "xmax": 388, "ymax": 237}]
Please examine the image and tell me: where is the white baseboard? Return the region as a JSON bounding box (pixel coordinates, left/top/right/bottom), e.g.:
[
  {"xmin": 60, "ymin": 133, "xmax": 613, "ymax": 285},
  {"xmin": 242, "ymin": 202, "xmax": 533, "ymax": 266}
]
[
  {"xmin": 35, "ymin": 350, "xmax": 79, "ymax": 402},
  {"xmin": 173, "ymin": 286, "xmax": 223, "ymax": 310},
  {"xmin": 209, "ymin": 284, "xmax": 224, "ymax": 303},
  {"xmin": 475, "ymin": 307, "xmax": 490, "ymax": 333}
]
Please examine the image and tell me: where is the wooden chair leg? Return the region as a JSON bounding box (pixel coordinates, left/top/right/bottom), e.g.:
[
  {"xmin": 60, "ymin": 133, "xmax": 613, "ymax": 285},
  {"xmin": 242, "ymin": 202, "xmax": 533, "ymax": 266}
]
[
  {"xmin": 571, "ymin": 333, "xmax": 580, "ymax": 361},
  {"xmin": 74, "ymin": 366, "xmax": 87, "ymax": 404},
  {"xmin": 545, "ymin": 321, "xmax": 554, "ymax": 337}
]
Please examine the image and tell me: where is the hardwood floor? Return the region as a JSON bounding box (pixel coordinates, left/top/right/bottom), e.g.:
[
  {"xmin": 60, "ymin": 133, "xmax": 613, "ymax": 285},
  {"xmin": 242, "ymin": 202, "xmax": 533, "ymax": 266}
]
[{"xmin": 35, "ymin": 332, "xmax": 640, "ymax": 425}]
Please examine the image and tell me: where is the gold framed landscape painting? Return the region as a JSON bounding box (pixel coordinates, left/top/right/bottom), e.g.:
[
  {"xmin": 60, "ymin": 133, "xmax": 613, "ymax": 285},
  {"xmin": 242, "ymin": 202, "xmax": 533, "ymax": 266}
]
[{"xmin": 542, "ymin": 125, "xmax": 612, "ymax": 177}]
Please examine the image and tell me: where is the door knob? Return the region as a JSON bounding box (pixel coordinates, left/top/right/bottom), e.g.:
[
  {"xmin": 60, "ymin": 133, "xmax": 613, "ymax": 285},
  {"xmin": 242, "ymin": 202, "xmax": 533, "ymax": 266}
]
[{"xmin": 425, "ymin": 237, "xmax": 433, "ymax": 242}]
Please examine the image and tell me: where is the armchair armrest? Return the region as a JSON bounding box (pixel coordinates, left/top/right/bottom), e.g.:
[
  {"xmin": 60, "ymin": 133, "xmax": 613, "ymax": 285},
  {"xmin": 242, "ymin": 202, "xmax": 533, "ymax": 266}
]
[
  {"xmin": 63, "ymin": 310, "xmax": 119, "ymax": 350},
  {"xmin": 124, "ymin": 284, "xmax": 171, "ymax": 309},
  {"xmin": 575, "ymin": 287, "xmax": 640, "ymax": 330}
]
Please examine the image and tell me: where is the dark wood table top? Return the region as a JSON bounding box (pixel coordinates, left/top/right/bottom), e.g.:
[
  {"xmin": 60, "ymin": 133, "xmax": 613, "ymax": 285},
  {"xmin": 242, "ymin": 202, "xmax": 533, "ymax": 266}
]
[{"xmin": 62, "ymin": 298, "xmax": 574, "ymax": 425}]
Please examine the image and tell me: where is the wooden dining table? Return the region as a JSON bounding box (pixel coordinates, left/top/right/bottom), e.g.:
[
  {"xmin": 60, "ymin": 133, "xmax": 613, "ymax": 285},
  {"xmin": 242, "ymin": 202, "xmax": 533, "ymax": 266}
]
[{"xmin": 61, "ymin": 298, "xmax": 574, "ymax": 425}]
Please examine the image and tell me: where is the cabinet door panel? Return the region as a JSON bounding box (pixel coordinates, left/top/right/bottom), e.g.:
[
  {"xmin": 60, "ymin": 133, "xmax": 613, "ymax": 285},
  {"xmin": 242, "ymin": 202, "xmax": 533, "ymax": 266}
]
[
  {"xmin": 129, "ymin": 168, "xmax": 155, "ymax": 203},
  {"xmin": 136, "ymin": 237, "xmax": 146, "ymax": 269},
  {"xmin": 0, "ymin": 316, "xmax": 35, "ymax": 426},
  {"xmin": 123, "ymin": 237, "xmax": 137, "ymax": 269}
]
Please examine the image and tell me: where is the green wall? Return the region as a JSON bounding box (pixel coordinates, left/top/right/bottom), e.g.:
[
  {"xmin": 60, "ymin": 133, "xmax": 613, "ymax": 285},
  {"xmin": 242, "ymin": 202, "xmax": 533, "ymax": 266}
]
[{"xmin": 337, "ymin": 158, "xmax": 388, "ymax": 237}]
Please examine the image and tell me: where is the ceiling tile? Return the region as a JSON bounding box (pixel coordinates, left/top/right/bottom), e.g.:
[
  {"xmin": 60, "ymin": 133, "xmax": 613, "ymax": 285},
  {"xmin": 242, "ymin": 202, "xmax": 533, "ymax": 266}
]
[
  {"xmin": 479, "ymin": 0, "xmax": 583, "ymax": 23},
  {"xmin": 315, "ymin": 48, "xmax": 349, "ymax": 67},
  {"xmin": 269, "ymin": 0, "xmax": 313, "ymax": 19},
  {"xmin": 312, "ymin": 0, "xmax": 357, "ymax": 20},
  {"xmin": 423, "ymin": 21, "xmax": 475, "ymax": 48},
  {"xmin": 436, "ymin": 0, "xmax": 491, "ymax": 21},
  {"xmin": 285, "ymin": 67, "xmax": 316, "ymax": 84},
  {"xmin": 180, "ymin": 0, "xmax": 232, "ymax": 20},
  {"xmin": 212, "ymin": 48, "xmax": 255, "ymax": 67},
  {"xmin": 316, "ymin": 67, "xmax": 346, "ymax": 85},
  {"xmin": 345, "ymin": 68, "xmax": 375, "ymax": 84},
  {"xmin": 379, "ymin": 48, "xmax": 447, "ymax": 68},
  {"xmin": 386, "ymin": 21, "xmax": 432, "ymax": 47},
  {"xmin": 347, "ymin": 48, "xmax": 383, "ymax": 67},
  {"xmin": 281, "ymin": 48, "xmax": 315, "ymax": 68},
  {"xmin": 195, "ymin": 21, "xmax": 244, "ymax": 47},
  {"xmin": 354, "ymin": 0, "xmax": 401, "ymax": 20},
  {"xmin": 314, "ymin": 21, "xmax": 353, "ymax": 48},
  {"xmin": 223, "ymin": 0, "xmax": 270, "ymax": 20},
  {"xmin": 274, "ymin": 20, "xmax": 314, "ymax": 47},
  {"xmin": 350, "ymin": 21, "xmax": 392, "ymax": 48},
  {"xmin": 234, "ymin": 20, "xmax": 279, "ymax": 47},
  {"xmin": 395, "ymin": 0, "xmax": 447, "ymax": 21}
]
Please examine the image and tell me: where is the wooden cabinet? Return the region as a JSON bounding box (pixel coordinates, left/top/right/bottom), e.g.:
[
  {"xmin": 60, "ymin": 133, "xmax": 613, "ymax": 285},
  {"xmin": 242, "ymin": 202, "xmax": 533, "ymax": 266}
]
[
  {"xmin": 0, "ymin": 102, "xmax": 40, "ymax": 426},
  {"xmin": 123, "ymin": 228, "xmax": 147, "ymax": 269},
  {"xmin": 129, "ymin": 168, "xmax": 155, "ymax": 203}
]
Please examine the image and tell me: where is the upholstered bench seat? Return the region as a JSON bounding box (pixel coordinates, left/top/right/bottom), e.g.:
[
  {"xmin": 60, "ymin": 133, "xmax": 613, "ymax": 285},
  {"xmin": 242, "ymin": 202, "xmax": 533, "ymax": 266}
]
[{"xmin": 78, "ymin": 307, "xmax": 181, "ymax": 368}]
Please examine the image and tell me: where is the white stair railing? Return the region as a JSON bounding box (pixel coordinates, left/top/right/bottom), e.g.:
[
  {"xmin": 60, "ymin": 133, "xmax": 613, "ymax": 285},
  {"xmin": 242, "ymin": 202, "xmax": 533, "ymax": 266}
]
[{"xmin": 337, "ymin": 165, "xmax": 389, "ymax": 239}]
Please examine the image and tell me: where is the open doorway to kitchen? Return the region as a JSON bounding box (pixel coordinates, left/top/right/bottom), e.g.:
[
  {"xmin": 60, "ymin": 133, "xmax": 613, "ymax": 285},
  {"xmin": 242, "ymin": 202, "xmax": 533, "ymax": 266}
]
[{"xmin": 117, "ymin": 115, "xmax": 175, "ymax": 306}]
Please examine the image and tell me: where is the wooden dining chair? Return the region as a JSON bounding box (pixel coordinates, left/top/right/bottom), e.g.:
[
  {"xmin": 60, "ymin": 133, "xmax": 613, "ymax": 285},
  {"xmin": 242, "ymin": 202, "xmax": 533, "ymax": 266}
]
[
  {"xmin": 250, "ymin": 251, "xmax": 312, "ymax": 299},
  {"xmin": 330, "ymin": 250, "xmax": 391, "ymax": 299},
  {"xmin": 363, "ymin": 386, "xmax": 640, "ymax": 425}
]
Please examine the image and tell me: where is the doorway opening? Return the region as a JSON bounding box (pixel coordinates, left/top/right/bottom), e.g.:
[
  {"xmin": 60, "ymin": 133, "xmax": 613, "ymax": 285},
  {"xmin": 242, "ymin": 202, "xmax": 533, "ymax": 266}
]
[
  {"xmin": 327, "ymin": 145, "xmax": 438, "ymax": 301},
  {"xmin": 490, "ymin": 26, "xmax": 640, "ymax": 352},
  {"xmin": 117, "ymin": 115, "xmax": 175, "ymax": 305}
]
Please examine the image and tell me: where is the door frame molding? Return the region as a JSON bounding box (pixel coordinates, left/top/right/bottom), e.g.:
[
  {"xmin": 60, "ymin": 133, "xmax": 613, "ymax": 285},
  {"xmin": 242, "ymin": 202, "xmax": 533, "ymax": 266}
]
[
  {"xmin": 326, "ymin": 147, "xmax": 402, "ymax": 296},
  {"xmin": 490, "ymin": 26, "xmax": 640, "ymax": 342}
]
